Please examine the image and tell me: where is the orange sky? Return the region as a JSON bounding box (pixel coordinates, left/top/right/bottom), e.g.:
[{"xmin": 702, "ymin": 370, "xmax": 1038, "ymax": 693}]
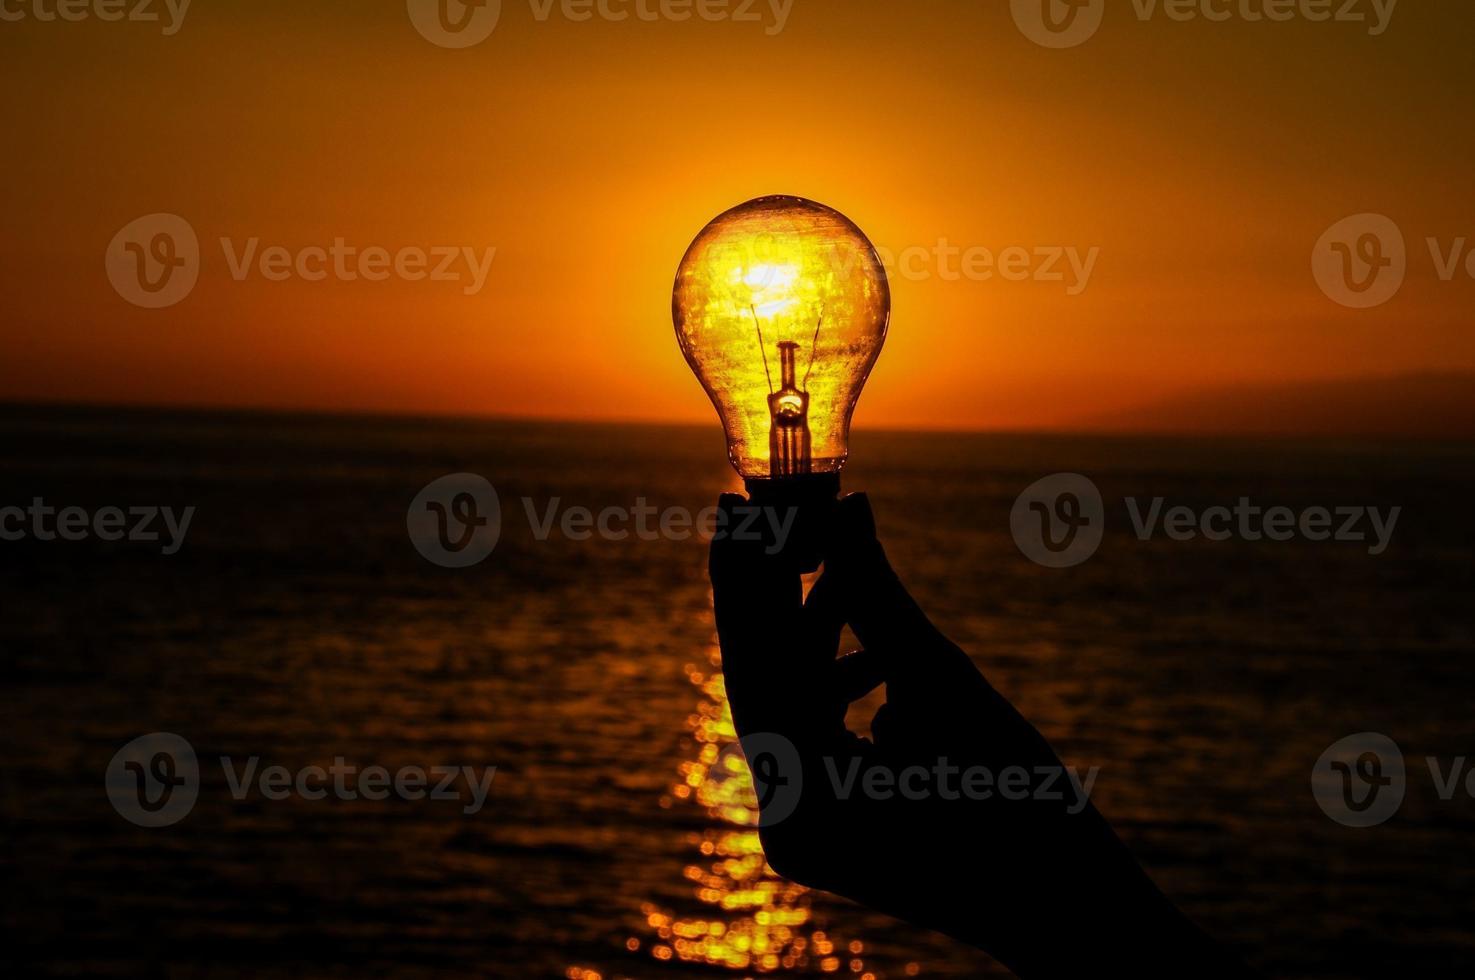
[{"xmin": 3, "ymin": 0, "xmax": 1473, "ymax": 431}]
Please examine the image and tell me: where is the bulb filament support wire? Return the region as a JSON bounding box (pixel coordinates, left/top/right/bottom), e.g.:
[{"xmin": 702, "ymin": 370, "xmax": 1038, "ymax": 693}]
[{"xmin": 749, "ymin": 304, "xmax": 826, "ymax": 396}]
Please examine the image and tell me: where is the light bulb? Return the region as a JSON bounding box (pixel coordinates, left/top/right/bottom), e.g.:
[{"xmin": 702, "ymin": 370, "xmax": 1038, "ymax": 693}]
[{"xmin": 673, "ymin": 196, "xmax": 890, "ymax": 487}]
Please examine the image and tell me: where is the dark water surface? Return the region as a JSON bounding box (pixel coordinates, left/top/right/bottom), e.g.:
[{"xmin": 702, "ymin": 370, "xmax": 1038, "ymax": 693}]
[{"xmin": 3, "ymin": 406, "xmax": 1473, "ymax": 978}]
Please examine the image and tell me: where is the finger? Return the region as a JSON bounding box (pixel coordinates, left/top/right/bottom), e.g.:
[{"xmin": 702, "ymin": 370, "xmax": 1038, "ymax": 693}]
[
  {"xmin": 870, "ymin": 701, "xmax": 898, "ymax": 747},
  {"xmin": 826, "ymin": 493, "xmax": 990, "ymax": 703},
  {"xmin": 825, "ymin": 493, "xmax": 945, "ymax": 655},
  {"xmin": 712, "ymin": 493, "xmax": 801, "ymax": 633},
  {"xmin": 832, "ymin": 648, "xmax": 886, "ymax": 705},
  {"xmin": 868, "ymin": 698, "xmax": 940, "ymax": 755},
  {"xmin": 710, "ymin": 493, "xmax": 807, "ymax": 736},
  {"xmin": 709, "ymin": 492, "xmax": 756, "ymax": 592},
  {"xmin": 800, "ymin": 570, "xmax": 846, "ymax": 671}
]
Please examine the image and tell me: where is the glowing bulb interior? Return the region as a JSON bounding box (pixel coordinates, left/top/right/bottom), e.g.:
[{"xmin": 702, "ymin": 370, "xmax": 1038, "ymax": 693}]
[{"xmin": 673, "ymin": 196, "xmax": 890, "ymax": 480}]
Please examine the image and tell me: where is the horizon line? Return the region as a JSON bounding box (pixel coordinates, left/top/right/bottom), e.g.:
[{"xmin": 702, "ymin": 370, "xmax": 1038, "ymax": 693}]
[{"xmin": 3, "ymin": 395, "xmax": 1471, "ymax": 446}]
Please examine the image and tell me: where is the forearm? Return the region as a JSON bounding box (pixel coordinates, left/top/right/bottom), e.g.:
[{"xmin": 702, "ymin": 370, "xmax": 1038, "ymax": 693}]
[
  {"xmin": 959, "ymin": 830, "xmax": 1254, "ymax": 979},
  {"xmin": 989, "ymin": 897, "xmax": 1248, "ymax": 979}
]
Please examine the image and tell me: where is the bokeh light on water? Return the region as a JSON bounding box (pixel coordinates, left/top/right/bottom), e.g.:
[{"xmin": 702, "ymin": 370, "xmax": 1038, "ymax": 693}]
[{"xmin": 567, "ymin": 651, "xmax": 892, "ymax": 978}]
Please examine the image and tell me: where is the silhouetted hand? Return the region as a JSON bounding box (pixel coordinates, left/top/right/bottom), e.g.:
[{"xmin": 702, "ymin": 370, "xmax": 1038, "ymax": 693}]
[{"xmin": 711, "ymin": 492, "xmax": 1252, "ymax": 979}]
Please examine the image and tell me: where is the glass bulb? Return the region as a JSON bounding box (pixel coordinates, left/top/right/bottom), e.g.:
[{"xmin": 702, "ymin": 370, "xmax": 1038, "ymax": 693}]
[{"xmin": 673, "ymin": 195, "xmax": 890, "ymax": 481}]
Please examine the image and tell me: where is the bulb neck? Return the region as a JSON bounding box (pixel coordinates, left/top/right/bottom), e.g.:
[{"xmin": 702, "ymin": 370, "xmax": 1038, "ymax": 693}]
[
  {"xmin": 742, "ymin": 472, "xmax": 840, "ymax": 573},
  {"xmin": 743, "ymin": 472, "xmax": 840, "ymax": 502},
  {"xmin": 766, "ymin": 341, "xmax": 811, "ymax": 477}
]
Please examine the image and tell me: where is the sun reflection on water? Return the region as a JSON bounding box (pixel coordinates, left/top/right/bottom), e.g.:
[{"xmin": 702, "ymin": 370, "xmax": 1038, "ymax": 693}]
[
  {"xmin": 642, "ymin": 651, "xmax": 879, "ymax": 977},
  {"xmin": 565, "ymin": 646, "xmax": 893, "ymax": 979}
]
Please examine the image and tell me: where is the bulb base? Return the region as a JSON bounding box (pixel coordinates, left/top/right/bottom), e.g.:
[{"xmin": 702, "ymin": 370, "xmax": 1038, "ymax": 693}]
[{"xmin": 742, "ymin": 472, "xmax": 841, "ymax": 573}]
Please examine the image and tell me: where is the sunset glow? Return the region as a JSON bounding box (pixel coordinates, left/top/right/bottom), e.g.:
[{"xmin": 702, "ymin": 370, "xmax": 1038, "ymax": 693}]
[{"xmin": 3, "ymin": 2, "xmax": 1473, "ymax": 434}]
